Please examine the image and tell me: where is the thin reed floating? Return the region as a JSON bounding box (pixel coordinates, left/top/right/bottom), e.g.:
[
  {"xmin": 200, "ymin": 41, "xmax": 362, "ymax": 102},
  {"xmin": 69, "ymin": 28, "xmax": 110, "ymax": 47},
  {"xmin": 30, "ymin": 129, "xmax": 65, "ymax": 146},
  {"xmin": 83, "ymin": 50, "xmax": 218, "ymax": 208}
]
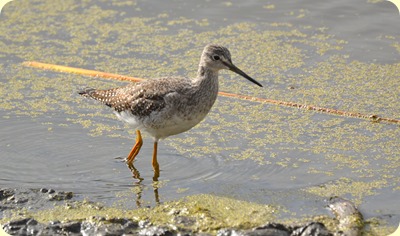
[
  {"xmin": 22, "ymin": 61, "xmax": 400, "ymax": 125},
  {"xmin": 23, "ymin": 61, "xmax": 143, "ymax": 83}
]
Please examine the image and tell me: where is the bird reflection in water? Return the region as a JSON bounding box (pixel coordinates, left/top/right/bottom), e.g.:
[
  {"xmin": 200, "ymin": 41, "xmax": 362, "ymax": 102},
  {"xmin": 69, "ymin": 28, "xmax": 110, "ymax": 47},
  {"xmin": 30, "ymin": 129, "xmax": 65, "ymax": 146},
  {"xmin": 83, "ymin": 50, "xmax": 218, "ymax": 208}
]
[{"xmin": 127, "ymin": 162, "xmax": 160, "ymax": 207}]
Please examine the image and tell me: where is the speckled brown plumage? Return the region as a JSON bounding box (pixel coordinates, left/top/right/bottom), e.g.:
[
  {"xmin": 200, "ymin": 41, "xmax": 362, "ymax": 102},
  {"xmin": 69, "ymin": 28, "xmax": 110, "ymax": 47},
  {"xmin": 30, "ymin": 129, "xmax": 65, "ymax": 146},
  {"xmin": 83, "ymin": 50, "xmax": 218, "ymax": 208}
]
[{"xmin": 78, "ymin": 44, "xmax": 262, "ymax": 175}]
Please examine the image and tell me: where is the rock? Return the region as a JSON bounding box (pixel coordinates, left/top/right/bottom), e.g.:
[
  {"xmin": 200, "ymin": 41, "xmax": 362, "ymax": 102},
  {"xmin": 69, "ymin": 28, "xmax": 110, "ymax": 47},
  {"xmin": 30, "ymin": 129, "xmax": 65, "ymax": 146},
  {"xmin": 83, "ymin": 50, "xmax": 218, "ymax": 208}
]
[
  {"xmin": 328, "ymin": 197, "xmax": 363, "ymax": 236},
  {"xmin": 2, "ymin": 218, "xmax": 40, "ymax": 235},
  {"xmin": 138, "ymin": 225, "xmax": 174, "ymax": 236},
  {"xmin": 7, "ymin": 218, "xmax": 37, "ymax": 227},
  {"xmin": 39, "ymin": 188, "xmax": 48, "ymax": 193},
  {"xmin": 6, "ymin": 195, "xmax": 15, "ymax": 201},
  {"xmin": 219, "ymin": 222, "xmax": 333, "ymax": 236},
  {"xmin": 81, "ymin": 217, "xmax": 139, "ymax": 235},
  {"xmin": 291, "ymin": 222, "xmax": 332, "ymax": 236},
  {"xmin": 218, "ymin": 223, "xmax": 291, "ymax": 236},
  {"xmin": 61, "ymin": 221, "xmax": 81, "ymax": 233},
  {"xmin": 0, "ymin": 188, "xmax": 75, "ymax": 214},
  {"xmin": 250, "ymin": 223, "xmax": 291, "ymax": 236},
  {"xmin": 48, "ymin": 191, "xmax": 73, "ymax": 201},
  {"xmin": 0, "ymin": 189, "xmax": 14, "ymax": 201}
]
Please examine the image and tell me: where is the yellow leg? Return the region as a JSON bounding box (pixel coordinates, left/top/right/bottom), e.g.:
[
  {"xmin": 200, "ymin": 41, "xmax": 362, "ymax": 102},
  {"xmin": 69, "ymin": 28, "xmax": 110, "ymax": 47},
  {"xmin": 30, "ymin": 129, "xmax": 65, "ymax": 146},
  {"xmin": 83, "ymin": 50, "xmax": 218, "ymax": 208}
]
[
  {"xmin": 126, "ymin": 130, "xmax": 143, "ymax": 165},
  {"xmin": 152, "ymin": 141, "xmax": 160, "ymax": 180}
]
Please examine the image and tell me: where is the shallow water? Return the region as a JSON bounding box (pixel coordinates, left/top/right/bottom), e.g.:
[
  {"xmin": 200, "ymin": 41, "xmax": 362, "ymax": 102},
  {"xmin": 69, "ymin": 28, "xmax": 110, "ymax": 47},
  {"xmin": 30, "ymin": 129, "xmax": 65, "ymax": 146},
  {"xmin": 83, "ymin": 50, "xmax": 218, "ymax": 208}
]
[{"xmin": 0, "ymin": 0, "xmax": 399, "ymax": 230}]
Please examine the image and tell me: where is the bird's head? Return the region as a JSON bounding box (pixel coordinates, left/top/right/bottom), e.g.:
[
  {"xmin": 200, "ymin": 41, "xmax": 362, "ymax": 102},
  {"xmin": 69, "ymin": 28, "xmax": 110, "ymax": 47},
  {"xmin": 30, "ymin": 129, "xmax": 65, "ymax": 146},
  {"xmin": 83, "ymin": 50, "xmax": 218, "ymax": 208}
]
[{"xmin": 200, "ymin": 44, "xmax": 263, "ymax": 87}]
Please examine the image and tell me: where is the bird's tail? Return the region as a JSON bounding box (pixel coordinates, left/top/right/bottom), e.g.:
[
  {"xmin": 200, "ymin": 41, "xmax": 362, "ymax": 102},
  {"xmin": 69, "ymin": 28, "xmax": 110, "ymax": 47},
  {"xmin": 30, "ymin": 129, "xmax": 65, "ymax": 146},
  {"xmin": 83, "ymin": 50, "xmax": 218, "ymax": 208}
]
[
  {"xmin": 78, "ymin": 87, "xmax": 96, "ymax": 97},
  {"xmin": 78, "ymin": 87, "xmax": 118, "ymax": 108}
]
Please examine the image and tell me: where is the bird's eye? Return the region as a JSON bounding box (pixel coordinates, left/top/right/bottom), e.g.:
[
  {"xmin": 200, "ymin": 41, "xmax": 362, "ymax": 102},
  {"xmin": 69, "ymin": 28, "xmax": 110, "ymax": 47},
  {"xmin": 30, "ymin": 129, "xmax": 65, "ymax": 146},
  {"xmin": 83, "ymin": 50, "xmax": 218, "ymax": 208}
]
[{"xmin": 213, "ymin": 55, "xmax": 220, "ymax": 60}]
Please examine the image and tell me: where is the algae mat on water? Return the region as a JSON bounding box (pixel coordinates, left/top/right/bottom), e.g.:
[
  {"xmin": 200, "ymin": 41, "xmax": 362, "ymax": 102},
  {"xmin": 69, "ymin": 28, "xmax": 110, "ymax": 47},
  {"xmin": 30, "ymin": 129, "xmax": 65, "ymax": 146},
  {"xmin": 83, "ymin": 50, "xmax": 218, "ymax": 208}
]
[
  {"xmin": 0, "ymin": 0, "xmax": 399, "ymax": 233},
  {"xmin": 0, "ymin": 0, "xmax": 398, "ymax": 161}
]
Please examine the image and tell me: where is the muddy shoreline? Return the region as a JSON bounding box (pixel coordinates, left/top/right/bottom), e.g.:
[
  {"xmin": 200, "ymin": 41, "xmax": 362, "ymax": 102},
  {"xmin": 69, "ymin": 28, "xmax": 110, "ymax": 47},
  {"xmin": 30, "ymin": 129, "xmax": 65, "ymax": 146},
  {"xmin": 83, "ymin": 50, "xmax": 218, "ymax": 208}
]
[{"xmin": 1, "ymin": 188, "xmax": 364, "ymax": 236}]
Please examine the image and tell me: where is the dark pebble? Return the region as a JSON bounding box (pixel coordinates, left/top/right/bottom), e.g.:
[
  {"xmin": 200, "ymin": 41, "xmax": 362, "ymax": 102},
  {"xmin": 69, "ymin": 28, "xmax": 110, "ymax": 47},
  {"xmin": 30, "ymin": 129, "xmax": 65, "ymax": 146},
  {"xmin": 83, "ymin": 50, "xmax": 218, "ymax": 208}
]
[
  {"xmin": 8, "ymin": 218, "xmax": 37, "ymax": 226},
  {"xmin": 124, "ymin": 220, "xmax": 139, "ymax": 229},
  {"xmin": 139, "ymin": 226, "xmax": 174, "ymax": 236},
  {"xmin": 0, "ymin": 189, "xmax": 15, "ymax": 200},
  {"xmin": 241, "ymin": 223, "xmax": 291, "ymax": 236},
  {"xmin": 61, "ymin": 221, "xmax": 81, "ymax": 233},
  {"xmin": 40, "ymin": 188, "xmax": 48, "ymax": 193},
  {"xmin": 48, "ymin": 191, "xmax": 74, "ymax": 201},
  {"xmin": 6, "ymin": 195, "xmax": 15, "ymax": 201},
  {"xmin": 3, "ymin": 218, "xmax": 39, "ymax": 236},
  {"xmin": 292, "ymin": 222, "xmax": 332, "ymax": 236}
]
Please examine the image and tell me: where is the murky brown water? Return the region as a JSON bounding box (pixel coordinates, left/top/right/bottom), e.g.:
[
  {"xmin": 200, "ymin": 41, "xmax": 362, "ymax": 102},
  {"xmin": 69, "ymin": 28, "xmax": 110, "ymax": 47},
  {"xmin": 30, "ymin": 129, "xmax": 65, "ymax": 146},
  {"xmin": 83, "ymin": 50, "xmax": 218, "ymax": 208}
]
[{"xmin": 0, "ymin": 0, "xmax": 399, "ymax": 230}]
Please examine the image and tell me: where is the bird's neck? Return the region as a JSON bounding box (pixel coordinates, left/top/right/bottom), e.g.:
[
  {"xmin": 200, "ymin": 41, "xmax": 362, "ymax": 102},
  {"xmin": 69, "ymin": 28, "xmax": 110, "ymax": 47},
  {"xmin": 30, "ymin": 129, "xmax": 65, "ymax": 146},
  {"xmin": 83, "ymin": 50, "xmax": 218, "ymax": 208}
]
[
  {"xmin": 188, "ymin": 65, "xmax": 219, "ymax": 112},
  {"xmin": 195, "ymin": 65, "xmax": 219, "ymax": 93}
]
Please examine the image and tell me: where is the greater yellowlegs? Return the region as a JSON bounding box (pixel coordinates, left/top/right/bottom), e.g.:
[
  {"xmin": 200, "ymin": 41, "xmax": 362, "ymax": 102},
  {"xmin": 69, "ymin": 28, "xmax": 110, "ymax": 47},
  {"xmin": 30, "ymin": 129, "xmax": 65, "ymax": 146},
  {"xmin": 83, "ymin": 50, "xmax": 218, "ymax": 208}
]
[{"xmin": 79, "ymin": 44, "xmax": 262, "ymax": 177}]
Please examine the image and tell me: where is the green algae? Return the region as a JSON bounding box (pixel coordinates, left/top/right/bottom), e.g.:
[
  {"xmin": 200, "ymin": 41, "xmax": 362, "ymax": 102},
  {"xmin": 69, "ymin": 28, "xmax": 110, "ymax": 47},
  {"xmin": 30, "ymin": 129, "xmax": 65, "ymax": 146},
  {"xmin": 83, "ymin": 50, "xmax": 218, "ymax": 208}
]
[{"xmin": 304, "ymin": 177, "xmax": 388, "ymax": 205}]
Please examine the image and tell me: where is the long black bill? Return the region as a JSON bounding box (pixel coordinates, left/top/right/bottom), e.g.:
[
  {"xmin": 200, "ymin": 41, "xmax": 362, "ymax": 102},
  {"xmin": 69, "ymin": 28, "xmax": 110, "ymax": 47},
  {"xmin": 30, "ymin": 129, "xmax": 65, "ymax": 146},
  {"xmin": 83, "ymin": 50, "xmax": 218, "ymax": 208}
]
[{"xmin": 224, "ymin": 61, "xmax": 263, "ymax": 87}]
